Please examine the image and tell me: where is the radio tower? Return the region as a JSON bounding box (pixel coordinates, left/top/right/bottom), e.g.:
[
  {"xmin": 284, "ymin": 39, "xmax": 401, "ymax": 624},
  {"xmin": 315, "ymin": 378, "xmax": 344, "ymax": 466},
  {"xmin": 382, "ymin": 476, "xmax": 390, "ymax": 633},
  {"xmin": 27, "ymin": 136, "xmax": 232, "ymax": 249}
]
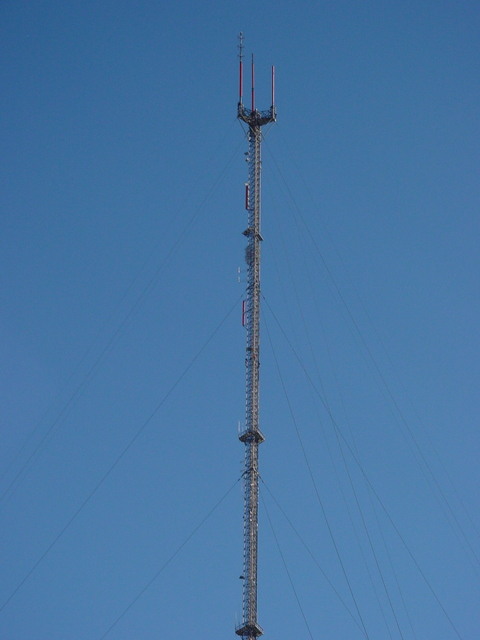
[{"xmin": 236, "ymin": 32, "xmax": 276, "ymax": 640}]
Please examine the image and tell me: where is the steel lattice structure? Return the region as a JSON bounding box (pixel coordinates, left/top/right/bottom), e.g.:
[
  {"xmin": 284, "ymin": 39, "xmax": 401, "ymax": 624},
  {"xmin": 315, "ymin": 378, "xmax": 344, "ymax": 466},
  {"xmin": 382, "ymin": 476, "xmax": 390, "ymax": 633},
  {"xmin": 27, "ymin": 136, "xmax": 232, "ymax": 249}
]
[{"xmin": 236, "ymin": 33, "xmax": 276, "ymax": 640}]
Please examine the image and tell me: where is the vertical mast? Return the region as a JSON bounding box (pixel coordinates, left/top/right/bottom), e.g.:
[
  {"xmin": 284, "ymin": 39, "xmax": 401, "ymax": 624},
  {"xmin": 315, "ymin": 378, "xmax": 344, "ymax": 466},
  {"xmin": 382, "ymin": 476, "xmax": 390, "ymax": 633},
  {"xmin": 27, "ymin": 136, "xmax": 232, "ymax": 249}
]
[{"xmin": 236, "ymin": 33, "xmax": 276, "ymax": 640}]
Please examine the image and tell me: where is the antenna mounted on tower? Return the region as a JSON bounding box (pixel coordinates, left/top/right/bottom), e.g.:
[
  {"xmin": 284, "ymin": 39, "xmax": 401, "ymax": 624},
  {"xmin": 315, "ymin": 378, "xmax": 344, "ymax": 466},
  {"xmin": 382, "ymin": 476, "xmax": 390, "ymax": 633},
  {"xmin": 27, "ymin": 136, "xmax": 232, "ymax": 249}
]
[
  {"xmin": 237, "ymin": 33, "xmax": 276, "ymax": 124},
  {"xmin": 238, "ymin": 32, "xmax": 244, "ymax": 106}
]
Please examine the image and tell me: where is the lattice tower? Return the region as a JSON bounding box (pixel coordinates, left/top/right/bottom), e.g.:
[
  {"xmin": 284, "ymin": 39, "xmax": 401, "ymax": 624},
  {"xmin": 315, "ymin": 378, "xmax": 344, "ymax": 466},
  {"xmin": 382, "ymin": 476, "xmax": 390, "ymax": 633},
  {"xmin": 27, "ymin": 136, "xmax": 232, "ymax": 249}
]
[{"xmin": 235, "ymin": 32, "xmax": 276, "ymax": 640}]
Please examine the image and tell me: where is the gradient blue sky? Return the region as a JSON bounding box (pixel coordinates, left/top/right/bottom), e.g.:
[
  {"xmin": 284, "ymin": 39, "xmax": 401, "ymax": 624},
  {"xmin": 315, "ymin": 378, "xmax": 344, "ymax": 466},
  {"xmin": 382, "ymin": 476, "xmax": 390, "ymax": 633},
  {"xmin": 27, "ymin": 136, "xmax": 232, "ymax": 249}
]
[{"xmin": 1, "ymin": 2, "xmax": 479, "ymax": 639}]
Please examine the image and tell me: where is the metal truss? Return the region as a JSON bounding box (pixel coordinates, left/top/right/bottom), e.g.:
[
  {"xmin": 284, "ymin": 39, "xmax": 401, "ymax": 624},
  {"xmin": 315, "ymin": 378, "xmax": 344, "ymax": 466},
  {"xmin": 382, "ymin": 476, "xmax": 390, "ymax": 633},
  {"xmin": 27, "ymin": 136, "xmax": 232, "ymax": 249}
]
[{"xmin": 236, "ymin": 34, "xmax": 275, "ymax": 640}]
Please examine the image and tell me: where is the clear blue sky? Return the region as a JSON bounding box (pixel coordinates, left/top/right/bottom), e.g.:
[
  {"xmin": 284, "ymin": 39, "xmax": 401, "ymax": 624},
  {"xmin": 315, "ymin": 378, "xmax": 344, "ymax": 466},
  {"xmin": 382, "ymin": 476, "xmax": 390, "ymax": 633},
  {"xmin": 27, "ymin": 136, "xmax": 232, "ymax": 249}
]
[{"xmin": 1, "ymin": 1, "xmax": 479, "ymax": 638}]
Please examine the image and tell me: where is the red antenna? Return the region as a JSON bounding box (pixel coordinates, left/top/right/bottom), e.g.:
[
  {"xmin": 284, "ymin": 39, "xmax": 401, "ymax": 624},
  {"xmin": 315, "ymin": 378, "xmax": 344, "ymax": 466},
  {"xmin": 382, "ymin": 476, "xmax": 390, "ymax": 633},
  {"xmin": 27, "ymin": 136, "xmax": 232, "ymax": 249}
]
[{"xmin": 251, "ymin": 54, "xmax": 255, "ymax": 111}]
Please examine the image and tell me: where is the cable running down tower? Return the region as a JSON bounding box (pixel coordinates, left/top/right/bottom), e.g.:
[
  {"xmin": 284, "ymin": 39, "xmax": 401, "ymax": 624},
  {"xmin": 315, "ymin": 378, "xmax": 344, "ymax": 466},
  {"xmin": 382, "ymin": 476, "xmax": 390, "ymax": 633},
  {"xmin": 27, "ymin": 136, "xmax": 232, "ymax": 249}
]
[{"xmin": 236, "ymin": 32, "xmax": 276, "ymax": 640}]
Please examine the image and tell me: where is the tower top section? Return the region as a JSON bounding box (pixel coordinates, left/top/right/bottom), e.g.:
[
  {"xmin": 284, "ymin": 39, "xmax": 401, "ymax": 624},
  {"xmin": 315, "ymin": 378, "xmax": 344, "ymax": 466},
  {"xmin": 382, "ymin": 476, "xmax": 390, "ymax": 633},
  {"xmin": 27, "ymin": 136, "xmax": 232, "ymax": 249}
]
[{"xmin": 237, "ymin": 32, "xmax": 276, "ymax": 127}]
